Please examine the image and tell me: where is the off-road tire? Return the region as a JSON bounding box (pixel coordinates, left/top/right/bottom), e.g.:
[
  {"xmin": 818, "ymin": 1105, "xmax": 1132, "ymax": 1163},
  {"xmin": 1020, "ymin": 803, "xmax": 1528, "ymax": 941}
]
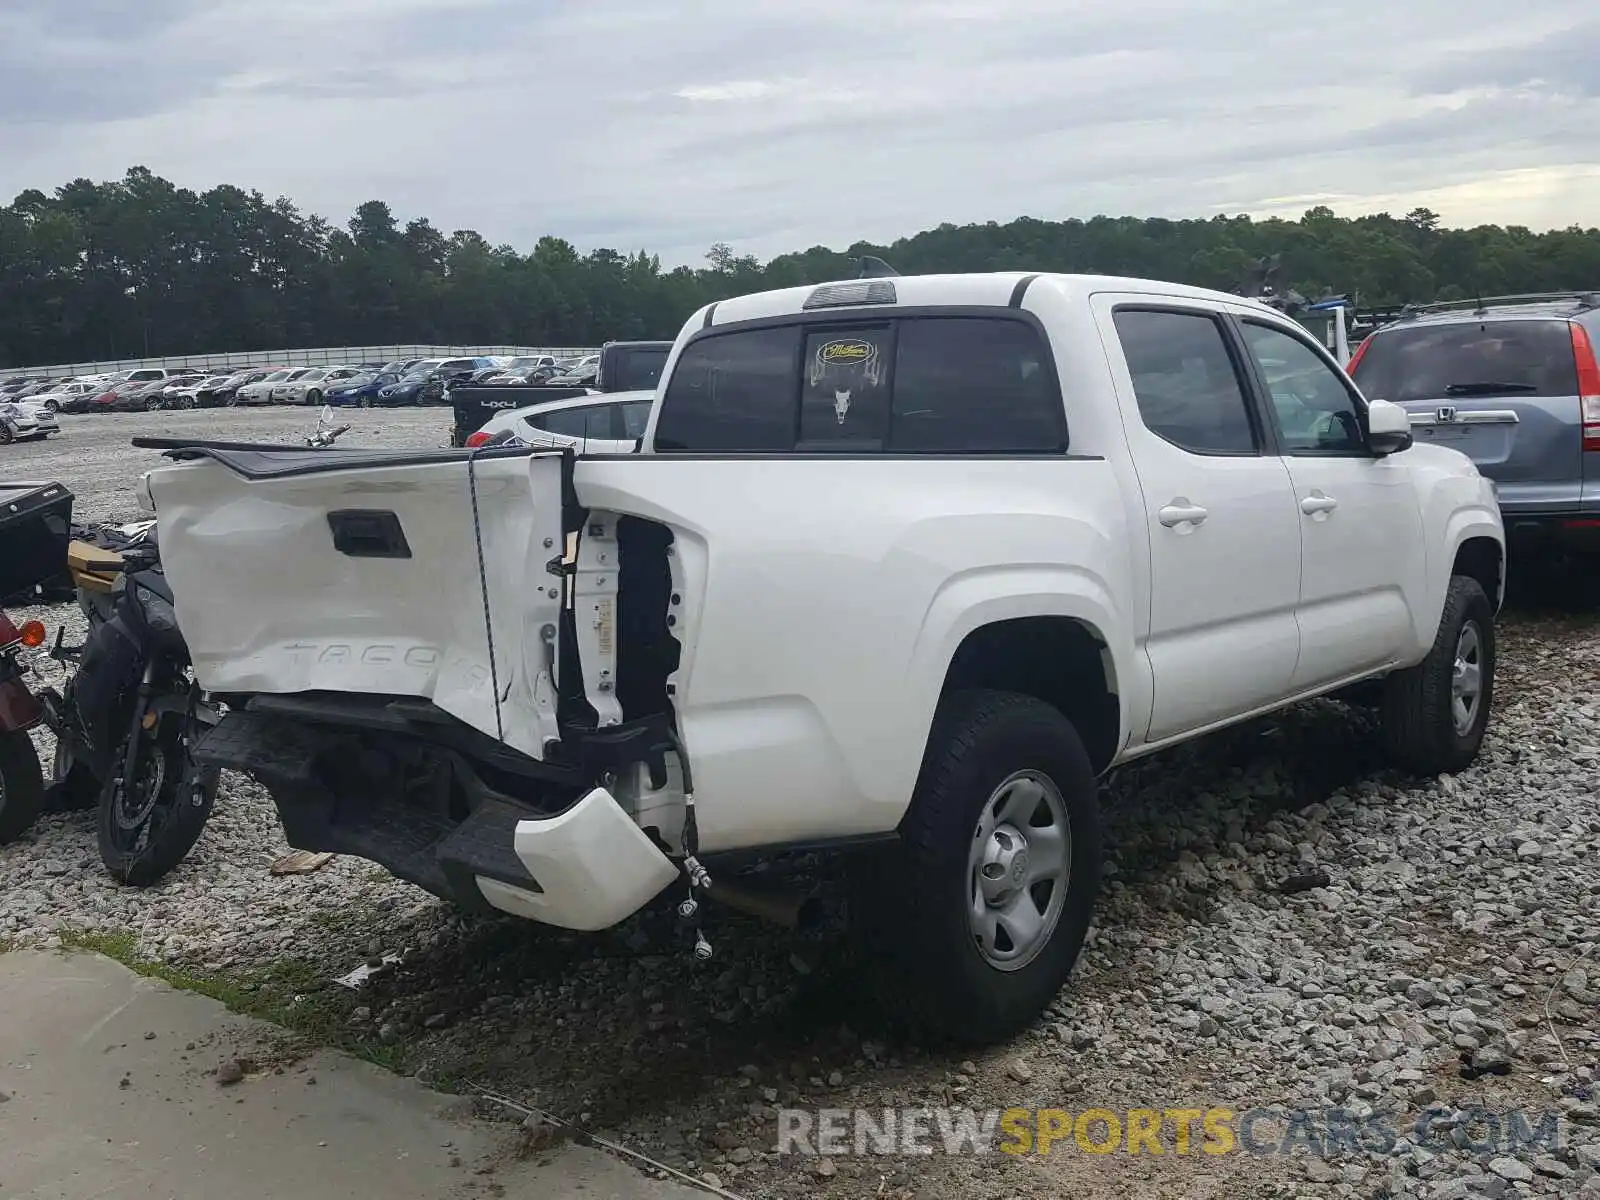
[
  {"xmin": 851, "ymin": 689, "xmax": 1102, "ymax": 1044},
  {"xmin": 1380, "ymin": 574, "xmax": 1495, "ymax": 775},
  {"xmin": 0, "ymin": 730, "xmax": 45, "ymax": 844}
]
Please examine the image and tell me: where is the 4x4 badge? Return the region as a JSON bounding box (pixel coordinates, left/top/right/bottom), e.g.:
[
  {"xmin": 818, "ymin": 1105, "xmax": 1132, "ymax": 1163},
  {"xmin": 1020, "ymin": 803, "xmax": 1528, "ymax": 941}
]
[{"xmin": 1436, "ymin": 406, "xmax": 1458, "ymax": 423}]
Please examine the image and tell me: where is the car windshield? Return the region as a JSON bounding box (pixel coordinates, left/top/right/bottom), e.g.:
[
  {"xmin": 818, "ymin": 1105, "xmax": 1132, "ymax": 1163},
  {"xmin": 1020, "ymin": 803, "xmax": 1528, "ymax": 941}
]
[
  {"xmin": 1352, "ymin": 318, "xmax": 1579, "ymax": 403},
  {"xmin": 261, "ymin": 371, "xmax": 289, "ymax": 383},
  {"xmin": 339, "ymin": 374, "xmax": 375, "ymax": 387}
]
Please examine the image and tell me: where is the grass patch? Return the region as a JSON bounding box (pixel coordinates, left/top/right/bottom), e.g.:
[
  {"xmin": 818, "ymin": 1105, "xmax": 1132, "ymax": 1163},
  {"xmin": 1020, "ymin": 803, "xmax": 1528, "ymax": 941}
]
[
  {"xmin": 0, "ymin": 935, "xmax": 15, "ymax": 955},
  {"xmin": 56, "ymin": 927, "xmax": 411, "ymax": 1072}
]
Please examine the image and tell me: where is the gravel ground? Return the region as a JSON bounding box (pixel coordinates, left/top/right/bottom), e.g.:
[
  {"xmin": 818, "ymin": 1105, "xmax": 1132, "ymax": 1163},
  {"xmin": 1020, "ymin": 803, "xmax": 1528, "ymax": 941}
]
[{"xmin": 3, "ymin": 409, "xmax": 1598, "ymax": 1200}]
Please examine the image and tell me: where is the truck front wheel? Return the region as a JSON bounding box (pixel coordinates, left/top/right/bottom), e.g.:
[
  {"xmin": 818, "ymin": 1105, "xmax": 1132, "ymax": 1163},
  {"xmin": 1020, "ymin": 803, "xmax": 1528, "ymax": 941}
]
[
  {"xmin": 852, "ymin": 690, "xmax": 1102, "ymax": 1044},
  {"xmin": 1380, "ymin": 574, "xmax": 1495, "ymax": 775}
]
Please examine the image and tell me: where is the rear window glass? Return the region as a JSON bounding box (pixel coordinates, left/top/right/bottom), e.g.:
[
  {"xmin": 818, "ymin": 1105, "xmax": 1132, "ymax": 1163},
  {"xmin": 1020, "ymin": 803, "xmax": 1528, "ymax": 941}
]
[
  {"xmin": 802, "ymin": 328, "xmax": 891, "ymax": 444},
  {"xmin": 1352, "ymin": 319, "xmax": 1578, "ymax": 402},
  {"xmin": 654, "ymin": 315, "xmax": 1065, "ymax": 453},
  {"xmin": 891, "ymin": 318, "xmax": 1064, "ymax": 452},
  {"xmin": 653, "ymin": 326, "xmax": 797, "ymax": 451},
  {"xmin": 605, "ymin": 347, "xmax": 669, "ymax": 392}
]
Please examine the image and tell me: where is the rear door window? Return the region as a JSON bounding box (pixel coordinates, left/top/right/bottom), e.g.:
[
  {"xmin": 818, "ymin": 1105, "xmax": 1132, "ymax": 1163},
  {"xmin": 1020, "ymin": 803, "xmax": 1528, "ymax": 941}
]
[
  {"xmin": 1113, "ymin": 309, "xmax": 1259, "ymax": 455},
  {"xmin": 529, "ymin": 404, "xmax": 612, "ymax": 440},
  {"xmin": 619, "ymin": 399, "xmax": 652, "ymax": 438},
  {"xmin": 1352, "ymin": 319, "xmax": 1579, "ymax": 403}
]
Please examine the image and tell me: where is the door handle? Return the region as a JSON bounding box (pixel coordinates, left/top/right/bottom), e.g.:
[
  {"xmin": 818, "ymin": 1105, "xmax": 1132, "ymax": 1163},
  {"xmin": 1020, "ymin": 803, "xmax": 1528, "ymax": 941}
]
[
  {"xmin": 1300, "ymin": 491, "xmax": 1339, "ymax": 516},
  {"xmin": 1158, "ymin": 501, "xmax": 1209, "ymax": 528}
]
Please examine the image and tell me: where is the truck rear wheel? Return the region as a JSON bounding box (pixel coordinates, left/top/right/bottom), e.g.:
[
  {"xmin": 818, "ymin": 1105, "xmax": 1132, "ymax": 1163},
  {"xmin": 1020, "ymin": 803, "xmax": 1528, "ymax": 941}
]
[
  {"xmin": 852, "ymin": 689, "xmax": 1102, "ymax": 1044},
  {"xmin": 1380, "ymin": 574, "xmax": 1495, "ymax": 775}
]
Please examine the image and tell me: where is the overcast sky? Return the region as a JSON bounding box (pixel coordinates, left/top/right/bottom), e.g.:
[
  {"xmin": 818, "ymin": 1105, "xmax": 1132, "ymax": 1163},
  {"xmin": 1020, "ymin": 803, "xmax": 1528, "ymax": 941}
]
[{"xmin": 2, "ymin": 0, "xmax": 1595, "ymax": 266}]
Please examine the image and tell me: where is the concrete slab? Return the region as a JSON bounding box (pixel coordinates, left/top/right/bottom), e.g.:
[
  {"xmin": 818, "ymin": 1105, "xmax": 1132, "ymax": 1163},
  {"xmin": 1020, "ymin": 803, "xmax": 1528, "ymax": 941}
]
[{"xmin": 0, "ymin": 950, "xmax": 707, "ymax": 1200}]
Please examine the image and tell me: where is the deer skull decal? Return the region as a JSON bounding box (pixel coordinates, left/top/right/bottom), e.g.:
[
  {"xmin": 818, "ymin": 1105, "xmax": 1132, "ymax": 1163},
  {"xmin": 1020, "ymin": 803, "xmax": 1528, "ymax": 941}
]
[{"xmin": 810, "ymin": 338, "xmax": 882, "ymax": 425}]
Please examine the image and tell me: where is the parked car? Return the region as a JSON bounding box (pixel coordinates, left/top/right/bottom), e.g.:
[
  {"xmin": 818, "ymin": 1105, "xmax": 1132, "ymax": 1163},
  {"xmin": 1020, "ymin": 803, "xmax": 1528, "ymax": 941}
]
[
  {"xmin": 160, "ymin": 375, "xmax": 231, "ymax": 409},
  {"xmin": 151, "ymin": 375, "xmax": 207, "ymax": 408},
  {"xmin": 498, "ymin": 355, "xmax": 558, "ymax": 380},
  {"xmin": 0, "ymin": 399, "xmax": 60, "ymax": 442},
  {"xmin": 275, "ymin": 366, "xmax": 363, "ymax": 406},
  {"xmin": 462, "ymin": 390, "xmax": 654, "ymax": 452},
  {"xmin": 324, "ymin": 371, "xmax": 401, "ymax": 408},
  {"xmin": 264, "ymin": 367, "xmax": 323, "ymax": 404},
  {"xmin": 234, "ymin": 370, "xmax": 293, "ymax": 406},
  {"xmin": 547, "ymin": 362, "xmax": 599, "ymax": 387},
  {"xmin": 376, "ymin": 359, "xmax": 489, "ymax": 406},
  {"xmin": 95, "ymin": 379, "xmax": 167, "ymax": 412},
  {"xmin": 203, "ymin": 368, "xmax": 275, "ymax": 407},
  {"xmin": 148, "ymin": 269, "xmax": 1504, "ymax": 1045},
  {"xmin": 25, "ymin": 381, "xmax": 100, "ymax": 413},
  {"xmin": 1347, "ymin": 291, "xmax": 1600, "ymax": 565},
  {"xmin": 123, "ymin": 367, "xmax": 191, "ymax": 385}
]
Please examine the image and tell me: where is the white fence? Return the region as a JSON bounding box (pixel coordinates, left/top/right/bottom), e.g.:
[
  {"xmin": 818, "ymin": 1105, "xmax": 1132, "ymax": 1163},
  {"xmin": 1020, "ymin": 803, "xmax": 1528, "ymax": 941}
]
[{"xmin": 2, "ymin": 344, "xmax": 601, "ymax": 381}]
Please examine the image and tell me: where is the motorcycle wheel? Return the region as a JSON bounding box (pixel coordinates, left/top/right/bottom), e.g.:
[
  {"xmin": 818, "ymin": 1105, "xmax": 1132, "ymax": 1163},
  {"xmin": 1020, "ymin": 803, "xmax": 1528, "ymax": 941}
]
[
  {"xmin": 0, "ymin": 729, "xmax": 45, "ymax": 844},
  {"xmin": 97, "ymin": 714, "xmax": 219, "ymax": 886}
]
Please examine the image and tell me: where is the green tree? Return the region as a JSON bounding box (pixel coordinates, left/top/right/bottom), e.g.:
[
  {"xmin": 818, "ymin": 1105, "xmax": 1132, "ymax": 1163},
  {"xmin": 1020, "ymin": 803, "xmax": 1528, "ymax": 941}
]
[{"xmin": 3, "ymin": 167, "xmax": 1598, "ymax": 368}]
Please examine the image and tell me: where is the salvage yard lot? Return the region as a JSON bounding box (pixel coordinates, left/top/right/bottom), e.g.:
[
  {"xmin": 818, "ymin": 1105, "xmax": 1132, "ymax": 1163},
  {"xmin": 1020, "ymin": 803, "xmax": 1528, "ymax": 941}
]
[{"xmin": 4, "ymin": 410, "xmax": 1600, "ymax": 1199}]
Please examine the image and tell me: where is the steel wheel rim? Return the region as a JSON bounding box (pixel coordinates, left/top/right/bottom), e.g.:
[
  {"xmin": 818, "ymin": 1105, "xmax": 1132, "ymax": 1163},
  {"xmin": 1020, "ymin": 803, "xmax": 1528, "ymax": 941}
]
[
  {"xmin": 1451, "ymin": 620, "xmax": 1484, "ymax": 736},
  {"xmin": 967, "ymin": 769, "xmax": 1071, "ymax": 972}
]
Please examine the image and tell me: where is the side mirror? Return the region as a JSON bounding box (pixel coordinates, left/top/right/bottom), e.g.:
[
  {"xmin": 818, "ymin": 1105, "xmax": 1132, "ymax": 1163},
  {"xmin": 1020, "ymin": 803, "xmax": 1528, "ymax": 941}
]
[{"xmin": 1366, "ymin": 398, "xmax": 1413, "ymax": 456}]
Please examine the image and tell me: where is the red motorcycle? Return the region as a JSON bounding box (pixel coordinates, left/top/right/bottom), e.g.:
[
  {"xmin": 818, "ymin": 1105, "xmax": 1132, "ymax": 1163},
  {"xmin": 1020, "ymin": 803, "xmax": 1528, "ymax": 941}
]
[
  {"xmin": 0, "ymin": 608, "xmax": 48, "ymax": 842},
  {"xmin": 0, "ymin": 479, "xmax": 74, "ymax": 843}
]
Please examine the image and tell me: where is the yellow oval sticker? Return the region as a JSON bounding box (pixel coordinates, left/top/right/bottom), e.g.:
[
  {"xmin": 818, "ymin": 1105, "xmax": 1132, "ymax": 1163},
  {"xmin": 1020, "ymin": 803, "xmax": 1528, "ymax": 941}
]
[{"xmin": 820, "ymin": 339, "xmax": 873, "ymax": 365}]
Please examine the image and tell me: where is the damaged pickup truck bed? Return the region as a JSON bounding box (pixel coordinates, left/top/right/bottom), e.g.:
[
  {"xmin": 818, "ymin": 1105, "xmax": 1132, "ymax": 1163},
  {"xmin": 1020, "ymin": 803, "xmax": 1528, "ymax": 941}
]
[{"xmin": 141, "ymin": 271, "xmax": 1505, "ymax": 1043}]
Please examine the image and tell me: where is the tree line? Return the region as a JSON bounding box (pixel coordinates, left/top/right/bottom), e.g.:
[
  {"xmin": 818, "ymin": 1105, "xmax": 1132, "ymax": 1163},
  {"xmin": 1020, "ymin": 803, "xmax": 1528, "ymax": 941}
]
[{"xmin": 3, "ymin": 166, "xmax": 1598, "ymax": 368}]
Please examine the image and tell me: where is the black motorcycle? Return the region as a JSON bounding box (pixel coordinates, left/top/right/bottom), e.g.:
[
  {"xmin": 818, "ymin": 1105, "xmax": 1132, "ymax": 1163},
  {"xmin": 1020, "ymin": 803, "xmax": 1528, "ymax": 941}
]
[
  {"xmin": 40, "ymin": 520, "xmax": 222, "ymax": 885},
  {"xmin": 35, "ymin": 411, "xmax": 350, "ymax": 884}
]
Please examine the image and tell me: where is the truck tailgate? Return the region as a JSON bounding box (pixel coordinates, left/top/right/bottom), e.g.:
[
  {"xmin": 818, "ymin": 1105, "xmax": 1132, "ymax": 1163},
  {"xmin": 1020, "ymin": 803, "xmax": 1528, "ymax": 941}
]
[{"xmin": 142, "ymin": 444, "xmax": 569, "ymax": 760}]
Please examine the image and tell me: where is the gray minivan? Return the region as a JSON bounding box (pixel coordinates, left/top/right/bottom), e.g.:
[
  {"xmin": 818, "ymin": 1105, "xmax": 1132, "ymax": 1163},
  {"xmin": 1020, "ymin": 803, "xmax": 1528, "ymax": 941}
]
[{"xmin": 1348, "ymin": 292, "xmax": 1600, "ymax": 559}]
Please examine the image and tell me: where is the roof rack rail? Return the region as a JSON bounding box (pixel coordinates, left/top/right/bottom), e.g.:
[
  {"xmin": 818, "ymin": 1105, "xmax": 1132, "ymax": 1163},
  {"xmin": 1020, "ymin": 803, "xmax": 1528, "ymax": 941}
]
[{"xmin": 1397, "ymin": 291, "xmax": 1600, "ymax": 318}]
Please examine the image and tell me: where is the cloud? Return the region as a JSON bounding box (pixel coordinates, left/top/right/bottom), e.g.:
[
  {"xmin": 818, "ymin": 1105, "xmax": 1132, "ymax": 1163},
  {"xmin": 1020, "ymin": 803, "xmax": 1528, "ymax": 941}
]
[{"xmin": 1, "ymin": 0, "xmax": 1596, "ymax": 265}]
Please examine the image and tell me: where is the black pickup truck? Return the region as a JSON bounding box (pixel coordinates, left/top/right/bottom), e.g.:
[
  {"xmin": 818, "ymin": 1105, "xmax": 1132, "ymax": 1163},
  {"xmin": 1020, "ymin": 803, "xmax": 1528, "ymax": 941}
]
[{"xmin": 448, "ymin": 340, "xmax": 672, "ymax": 447}]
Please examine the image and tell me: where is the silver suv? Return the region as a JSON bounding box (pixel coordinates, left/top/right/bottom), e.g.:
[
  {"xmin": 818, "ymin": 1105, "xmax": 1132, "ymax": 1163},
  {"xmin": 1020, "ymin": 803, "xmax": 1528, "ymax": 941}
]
[{"xmin": 1348, "ymin": 291, "xmax": 1600, "ymax": 561}]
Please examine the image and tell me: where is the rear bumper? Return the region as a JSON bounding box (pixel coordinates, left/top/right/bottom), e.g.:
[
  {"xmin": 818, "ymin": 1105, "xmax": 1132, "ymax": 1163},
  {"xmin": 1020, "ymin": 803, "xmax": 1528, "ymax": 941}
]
[
  {"xmin": 193, "ymin": 710, "xmax": 681, "ymax": 932},
  {"xmin": 1502, "ymin": 513, "xmax": 1600, "ymax": 556}
]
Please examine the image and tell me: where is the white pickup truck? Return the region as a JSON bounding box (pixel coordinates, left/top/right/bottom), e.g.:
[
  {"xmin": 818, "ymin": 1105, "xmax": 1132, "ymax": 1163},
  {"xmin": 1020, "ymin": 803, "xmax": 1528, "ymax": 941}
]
[{"xmin": 140, "ymin": 271, "xmax": 1504, "ymax": 1044}]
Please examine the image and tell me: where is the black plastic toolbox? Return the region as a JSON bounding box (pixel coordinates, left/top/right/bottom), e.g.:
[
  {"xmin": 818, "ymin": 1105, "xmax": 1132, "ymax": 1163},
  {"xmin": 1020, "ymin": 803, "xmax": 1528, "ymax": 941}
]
[{"xmin": 0, "ymin": 480, "xmax": 74, "ymax": 601}]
